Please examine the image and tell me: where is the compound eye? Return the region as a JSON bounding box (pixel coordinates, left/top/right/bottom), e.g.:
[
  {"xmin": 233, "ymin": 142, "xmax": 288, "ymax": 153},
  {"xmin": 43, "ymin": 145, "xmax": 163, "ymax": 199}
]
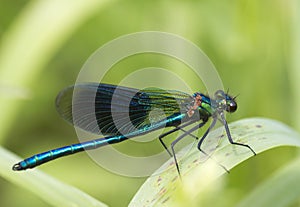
[{"xmin": 227, "ymin": 101, "xmax": 237, "ymax": 113}]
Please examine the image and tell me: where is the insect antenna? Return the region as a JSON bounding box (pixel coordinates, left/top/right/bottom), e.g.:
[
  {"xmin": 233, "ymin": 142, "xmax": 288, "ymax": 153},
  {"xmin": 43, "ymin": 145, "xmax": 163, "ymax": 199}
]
[{"xmin": 232, "ymin": 94, "xmax": 240, "ymax": 100}]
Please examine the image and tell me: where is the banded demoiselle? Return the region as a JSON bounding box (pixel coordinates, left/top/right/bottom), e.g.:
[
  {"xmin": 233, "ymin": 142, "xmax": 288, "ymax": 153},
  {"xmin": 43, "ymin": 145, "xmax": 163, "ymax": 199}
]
[{"xmin": 12, "ymin": 83, "xmax": 256, "ymax": 175}]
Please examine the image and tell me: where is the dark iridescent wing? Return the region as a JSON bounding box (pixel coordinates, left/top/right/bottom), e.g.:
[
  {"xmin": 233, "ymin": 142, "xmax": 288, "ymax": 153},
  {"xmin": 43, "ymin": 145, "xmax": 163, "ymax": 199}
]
[{"xmin": 56, "ymin": 83, "xmax": 193, "ymax": 136}]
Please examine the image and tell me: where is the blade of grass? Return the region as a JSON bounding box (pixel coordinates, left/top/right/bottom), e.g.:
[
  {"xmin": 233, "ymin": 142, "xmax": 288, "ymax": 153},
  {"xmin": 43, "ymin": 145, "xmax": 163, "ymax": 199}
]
[
  {"xmin": 236, "ymin": 156, "xmax": 300, "ymax": 207},
  {"xmin": 0, "ymin": 147, "xmax": 107, "ymax": 207},
  {"xmin": 129, "ymin": 117, "xmax": 300, "ymax": 207}
]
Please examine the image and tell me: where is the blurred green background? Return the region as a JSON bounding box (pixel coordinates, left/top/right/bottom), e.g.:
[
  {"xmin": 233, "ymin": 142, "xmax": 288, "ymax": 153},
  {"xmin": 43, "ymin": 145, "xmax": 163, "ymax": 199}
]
[{"xmin": 0, "ymin": 0, "xmax": 299, "ymax": 206}]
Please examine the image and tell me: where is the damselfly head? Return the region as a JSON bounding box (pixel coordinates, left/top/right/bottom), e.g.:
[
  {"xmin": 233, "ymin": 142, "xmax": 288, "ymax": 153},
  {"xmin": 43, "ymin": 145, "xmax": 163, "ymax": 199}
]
[{"xmin": 214, "ymin": 90, "xmax": 237, "ymax": 113}]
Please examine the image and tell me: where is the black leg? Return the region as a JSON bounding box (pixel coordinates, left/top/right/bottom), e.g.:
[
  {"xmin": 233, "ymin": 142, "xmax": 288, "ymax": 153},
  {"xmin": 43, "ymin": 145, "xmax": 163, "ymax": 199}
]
[
  {"xmin": 197, "ymin": 118, "xmax": 217, "ymax": 153},
  {"xmin": 220, "ymin": 113, "xmax": 256, "ymax": 155},
  {"xmin": 159, "ymin": 120, "xmax": 197, "ymax": 157},
  {"xmin": 170, "ymin": 122, "xmax": 207, "ymax": 176},
  {"xmin": 197, "ymin": 118, "xmax": 229, "ymax": 173}
]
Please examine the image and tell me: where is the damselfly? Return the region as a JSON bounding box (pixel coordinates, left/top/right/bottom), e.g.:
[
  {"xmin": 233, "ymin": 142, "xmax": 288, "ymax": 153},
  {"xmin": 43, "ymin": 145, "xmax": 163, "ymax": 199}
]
[{"xmin": 12, "ymin": 83, "xmax": 256, "ymax": 175}]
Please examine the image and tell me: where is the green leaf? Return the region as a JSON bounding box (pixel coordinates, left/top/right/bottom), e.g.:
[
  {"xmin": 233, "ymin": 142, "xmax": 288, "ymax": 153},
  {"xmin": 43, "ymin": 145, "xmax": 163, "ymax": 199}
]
[
  {"xmin": 236, "ymin": 156, "xmax": 300, "ymax": 207},
  {"xmin": 129, "ymin": 117, "xmax": 300, "ymax": 207},
  {"xmin": 0, "ymin": 147, "xmax": 107, "ymax": 207}
]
